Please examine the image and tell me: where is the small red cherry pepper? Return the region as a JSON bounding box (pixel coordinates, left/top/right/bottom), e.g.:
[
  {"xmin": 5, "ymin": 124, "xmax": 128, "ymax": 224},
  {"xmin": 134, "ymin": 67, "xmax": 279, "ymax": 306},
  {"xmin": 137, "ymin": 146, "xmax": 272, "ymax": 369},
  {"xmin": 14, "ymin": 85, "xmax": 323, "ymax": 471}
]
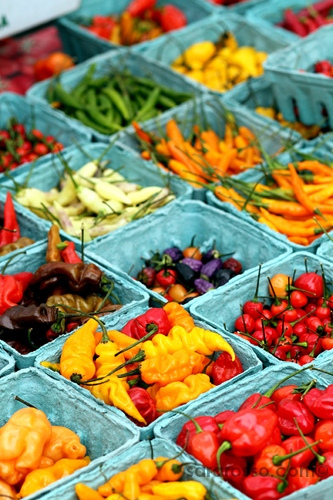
[
  {"xmin": 277, "ymin": 399, "xmax": 315, "ymax": 436},
  {"xmin": 176, "ymin": 416, "xmax": 219, "ymax": 449},
  {"xmin": 156, "ymin": 268, "xmax": 177, "ymax": 288},
  {"xmin": 303, "ymin": 386, "xmax": 333, "ymax": 419},
  {"xmin": 127, "ymin": 387, "xmax": 158, "ymax": 425},
  {"xmin": 131, "ymin": 308, "xmax": 171, "ymax": 340}
]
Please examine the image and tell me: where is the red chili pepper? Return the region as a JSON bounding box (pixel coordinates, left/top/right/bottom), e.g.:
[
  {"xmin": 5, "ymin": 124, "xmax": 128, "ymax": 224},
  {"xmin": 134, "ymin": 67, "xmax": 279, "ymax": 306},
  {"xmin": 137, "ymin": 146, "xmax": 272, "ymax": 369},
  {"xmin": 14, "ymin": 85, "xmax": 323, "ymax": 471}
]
[
  {"xmin": 0, "ymin": 192, "xmax": 20, "ymax": 246},
  {"xmin": 217, "ymin": 407, "xmax": 278, "ymax": 457},
  {"xmin": 127, "ymin": 0, "xmax": 156, "ymax": 17},
  {"xmin": 127, "ymin": 387, "xmax": 158, "ymax": 425},
  {"xmin": 158, "ymin": 4, "xmax": 187, "ymax": 32},
  {"xmin": 214, "ymin": 410, "xmax": 235, "ymax": 427},
  {"xmin": 239, "ymin": 393, "xmax": 276, "ymax": 412},
  {"xmin": 217, "ymin": 452, "xmax": 247, "ymax": 488},
  {"xmin": 285, "ymin": 467, "xmax": 319, "ymax": 494},
  {"xmin": 242, "ymin": 474, "xmax": 285, "ymax": 500},
  {"xmin": 121, "ymin": 318, "xmax": 138, "ymax": 339},
  {"xmin": 176, "ymin": 416, "xmax": 220, "ymax": 449},
  {"xmin": 0, "ymin": 274, "xmax": 23, "ymax": 314},
  {"xmin": 271, "ymin": 385, "xmax": 302, "ymax": 405},
  {"xmin": 186, "ymin": 419, "xmax": 220, "ymax": 470},
  {"xmin": 293, "ymin": 272, "xmax": 324, "ymax": 299},
  {"xmin": 282, "ymin": 436, "xmax": 321, "ymax": 467},
  {"xmin": 11, "ymin": 271, "xmax": 34, "ymax": 292},
  {"xmin": 59, "ymin": 241, "xmax": 82, "ymax": 264},
  {"xmin": 131, "ymin": 308, "xmax": 171, "ymax": 340},
  {"xmin": 283, "ymin": 8, "xmax": 308, "ymax": 36},
  {"xmin": 314, "ymin": 419, "xmax": 333, "ymax": 452},
  {"xmin": 211, "ymin": 352, "xmax": 243, "ymax": 385},
  {"xmin": 277, "ymin": 399, "xmax": 315, "ymax": 436},
  {"xmin": 156, "ymin": 268, "xmax": 177, "ymax": 288},
  {"xmin": 303, "ymin": 386, "xmax": 333, "ymax": 419}
]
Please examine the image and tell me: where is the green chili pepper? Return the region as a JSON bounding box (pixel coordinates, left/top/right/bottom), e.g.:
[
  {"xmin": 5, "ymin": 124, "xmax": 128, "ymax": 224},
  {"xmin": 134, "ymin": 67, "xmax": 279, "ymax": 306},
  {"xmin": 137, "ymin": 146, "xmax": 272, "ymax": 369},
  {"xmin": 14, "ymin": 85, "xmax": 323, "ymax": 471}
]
[
  {"xmin": 53, "ymin": 83, "xmax": 82, "ymax": 110},
  {"xmin": 102, "ymin": 87, "xmax": 131, "ymax": 121},
  {"xmin": 133, "ymin": 87, "xmax": 160, "ymax": 122}
]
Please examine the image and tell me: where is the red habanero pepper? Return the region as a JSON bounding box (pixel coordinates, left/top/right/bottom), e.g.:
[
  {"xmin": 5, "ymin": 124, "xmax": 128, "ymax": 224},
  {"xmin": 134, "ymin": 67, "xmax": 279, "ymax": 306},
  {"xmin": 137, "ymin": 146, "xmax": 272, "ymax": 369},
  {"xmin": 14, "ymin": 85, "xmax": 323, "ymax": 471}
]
[
  {"xmin": 217, "ymin": 452, "xmax": 247, "ymax": 488},
  {"xmin": 186, "ymin": 418, "xmax": 220, "ymax": 470},
  {"xmin": 211, "ymin": 351, "xmax": 243, "ymax": 385},
  {"xmin": 59, "ymin": 241, "xmax": 82, "ymax": 263},
  {"xmin": 156, "ymin": 268, "xmax": 177, "ymax": 287},
  {"xmin": 285, "ymin": 467, "xmax": 319, "ymax": 494},
  {"xmin": 128, "ymin": 387, "xmax": 158, "ymax": 425},
  {"xmin": 121, "ymin": 318, "xmax": 138, "ymax": 339},
  {"xmin": 277, "ymin": 399, "xmax": 315, "ymax": 436},
  {"xmin": 158, "ymin": 4, "xmax": 187, "ymax": 32},
  {"xmin": 314, "ymin": 420, "xmax": 333, "ymax": 452},
  {"xmin": 242, "ymin": 474, "xmax": 285, "ymax": 500},
  {"xmin": 214, "ymin": 410, "xmax": 235, "ymax": 427},
  {"xmin": 131, "ymin": 308, "xmax": 171, "ymax": 339},
  {"xmin": 303, "ymin": 385, "xmax": 333, "ymax": 419},
  {"xmin": 271, "ymin": 385, "xmax": 302, "ymax": 405},
  {"xmin": 316, "ymin": 451, "xmax": 333, "ymax": 478},
  {"xmin": 127, "ymin": 0, "xmax": 156, "ymax": 17},
  {"xmin": 253, "ymin": 444, "xmax": 289, "ymax": 476},
  {"xmin": 217, "ymin": 407, "xmax": 278, "ymax": 457},
  {"xmin": 0, "ymin": 275, "xmax": 23, "ymax": 314},
  {"xmin": 281, "ymin": 436, "xmax": 321, "ymax": 467},
  {"xmin": 239, "ymin": 393, "xmax": 276, "ymax": 412},
  {"xmin": 176, "ymin": 416, "xmax": 220, "ymax": 449},
  {"xmin": 0, "ymin": 192, "xmax": 20, "ymax": 246}
]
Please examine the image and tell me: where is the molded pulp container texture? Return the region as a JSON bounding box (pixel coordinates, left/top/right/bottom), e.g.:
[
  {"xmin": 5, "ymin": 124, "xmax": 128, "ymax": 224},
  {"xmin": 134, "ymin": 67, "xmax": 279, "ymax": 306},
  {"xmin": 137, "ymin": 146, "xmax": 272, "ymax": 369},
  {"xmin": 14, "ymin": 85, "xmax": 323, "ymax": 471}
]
[
  {"xmin": 0, "ymin": 192, "xmax": 48, "ymax": 263},
  {"xmin": 154, "ymin": 363, "xmax": 333, "ymax": 500},
  {"xmin": 57, "ymin": 0, "xmax": 213, "ymax": 62},
  {"xmin": 209, "ymin": 0, "xmax": 267, "ymax": 15},
  {"xmin": 247, "ymin": 0, "xmax": 327, "ymax": 43},
  {"xmin": 0, "ymin": 240, "xmax": 149, "ymax": 369},
  {"xmin": 190, "ymin": 251, "xmax": 333, "ymax": 367},
  {"xmin": 264, "ymin": 25, "xmax": 333, "ymax": 129},
  {"xmin": 86, "ymin": 199, "xmax": 292, "ymax": 307},
  {"xmin": 116, "ymin": 93, "xmax": 295, "ymax": 200},
  {"xmin": 0, "ymin": 368, "xmax": 139, "ymax": 500},
  {"xmin": 206, "ymin": 138, "xmax": 333, "ymax": 252},
  {"xmin": 0, "ymin": 143, "xmax": 191, "ymax": 246},
  {"xmin": 34, "ymin": 312, "xmax": 262, "ymax": 439},
  {"xmin": 27, "ymin": 51, "xmax": 202, "ymax": 142},
  {"xmin": 0, "ymin": 92, "xmax": 91, "ymax": 179},
  {"xmin": 0, "ymin": 347, "xmax": 15, "ymax": 377},
  {"xmin": 317, "ymin": 240, "xmax": 333, "ymax": 261},
  {"xmin": 223, "ymin": 75, "xmax": 312, "ymax": 142},
  {"xmin": 142, "ymin": 12, "xmax": 292, "ymax": 96},
  {"xmin": 35, "ymin": 438, "xmax": 240, "ymax": 500}
]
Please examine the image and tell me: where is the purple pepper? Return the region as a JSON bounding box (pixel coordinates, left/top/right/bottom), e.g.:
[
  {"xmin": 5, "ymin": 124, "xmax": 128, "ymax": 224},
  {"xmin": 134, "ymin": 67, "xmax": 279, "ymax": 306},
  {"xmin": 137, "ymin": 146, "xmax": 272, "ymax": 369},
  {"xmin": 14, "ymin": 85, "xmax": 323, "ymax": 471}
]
[
  {"xmin": 163, "ymin": 247, "xmax": 183, "ymax": 263},
  {"xmin": 214, "ymin": 268, "xmax": 233, "ymax": 287},
  {"xmin": 181, "ymin": 258, "xmax": 203, "ymax": 273},
  {"xmin": 200, "ymin": 258, "xmax": 223, "ymax": 280},
  {"xmin": 202, "ymin": 249, "xmax": 221, "ymax": 263},
  {"xmin": 194, "ymin": 278, "xmax": 215, "ymax": 295}
]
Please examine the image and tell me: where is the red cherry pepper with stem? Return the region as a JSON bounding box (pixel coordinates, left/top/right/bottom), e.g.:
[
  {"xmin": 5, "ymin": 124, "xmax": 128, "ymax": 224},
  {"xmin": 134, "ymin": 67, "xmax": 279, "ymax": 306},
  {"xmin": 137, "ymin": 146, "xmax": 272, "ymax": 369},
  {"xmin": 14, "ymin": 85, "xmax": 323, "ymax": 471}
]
[
  {"xmin": 282, "ymin": 435, "xmax": 321, "ymax": 468},
  {"xmin": 242, "ymin": 474, "xmax": 286, "ymax": 500},
  {"xmin": 131, "ymin": 308, "xmax": 171, "ymax": 339},
  {"xmin": 184, "ymin": 414, "xmax": 220, "ymax": 470},
  {"xmin": 216, "ymin": 451, "xmax": 247, "ymax": 488},
  {"xmin": 303, "ymin": 380, "xmax": 333, "ymax": 419},
  {"xmin": 277, "ymin": 399, "xmax": 315, "ymax": 436},
  {"xmin": 211, "ymin": 351, "xmax": 244, "ymax": 385},
  {"xmin": 156, "ymin": 268, "xmax": 177, "ymax": 288},
  {"xmin": 243, "ymin": 264, "xmax": 264, "ymax": 319},
  {"xmin": 176, "ymin": 416, "xmax": 220, "ymax": 449},
  {"xmin": 292, "ymin": 272, "xmax": 324, "ymax": 299}
]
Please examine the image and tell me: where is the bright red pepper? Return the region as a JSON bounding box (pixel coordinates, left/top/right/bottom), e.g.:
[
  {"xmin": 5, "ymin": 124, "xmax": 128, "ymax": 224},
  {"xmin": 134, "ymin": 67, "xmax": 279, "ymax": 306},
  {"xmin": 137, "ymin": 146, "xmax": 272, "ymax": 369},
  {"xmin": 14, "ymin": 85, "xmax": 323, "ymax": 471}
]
[
  {"xmin": 239, "ymin": 393, "xmax": 276, "ymax": 412},
  {"xmin": 277, "ymin": 399, "xmax": 315, "ymax": 436},
  {"xmin": 314, "ymin": 420, "xmax": 333, "ymax": 452},
  {"xmin": 282, "ymin": 436, "xmax": 320, "ymax": 467},
  {"xmin": 0, "ymin": 192, "xmax": 20, "ymax": 246},
  {"xmin": 271, "ymin": 385, "xmax": 302, "ymax": 405},
  {"xmin": 217, "ymin": 407, "xmax": 278, "ymax": 457},
  {"xmin": 214, "ymin": 410, "xmax": 235, "ymax": 427},
  {"xmin": 0, "ymin": 274, "xmax": 23, "ymax": 314},
  {"xmin": 285, "ymin": 467, "xmax": 319, "ymax": 494},
  {"xmin": 303, "ymin": 386, "xmax": 333, "ymax": 419},
  {"xmin": 316, "ymin": 451, "xmax": 333, "ymax": 478},
  {"xmin": 127, "ymin": 0, "xmax": 156, "ymax": 17},
  {"xmin": 211, "ymin": 352, "xmax": 243, "ymax": 385},
  {"xmin": 131, "ymin": 308, "xmax": 171, "ymax": 340},
  {"xmin": 121, "ymin": 318, "xmax": 137, "ymax": 338},
  {"xmin": 217, "ymin": 451, "xmax": 247, "ymax": 488},
  {"xmin": 254, "ymin": 444, "xmax": 288, "ymax": 476},
  {"xmin": 242, "ymin": 475, "xmax": 285, "ymax": 500},
  {"xmin": 158, "ymin": 4, "xmax": 187, "ymax": 32},
  {"xmin": 186, "ymin": 420, "xmax": 220, "ymax": 470},
  {"xmin": 127, "ymin": 387, "xmax": 158, "ymax": 425},
  {"xmin": 11, "ymin": 271, "xmax": 34, "ymax": 292},
  {"xmin": 176, "ymin": 416, "xmax": 219, "ymax": 449},
  {"xmin": 156, "ymin": 268, "xmax": 177, "ymax": 287},
  {"xmin": 60, "ymin": 241, "xmax": 82, "ymax": 264},
  {"xmin": 293, "ymin": 272, "xmax": 324, "ymax": 299}
]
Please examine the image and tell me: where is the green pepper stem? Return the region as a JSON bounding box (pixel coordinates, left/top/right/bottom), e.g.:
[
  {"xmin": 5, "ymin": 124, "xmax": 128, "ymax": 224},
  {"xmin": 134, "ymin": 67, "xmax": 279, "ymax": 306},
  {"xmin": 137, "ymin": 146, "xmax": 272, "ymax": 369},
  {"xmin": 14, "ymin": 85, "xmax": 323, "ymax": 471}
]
[
  {"xmin": 272, "ymin": 439, "xmax": 323, "ymax": 466},
  {"xmin": 114, "ymin": 326, "xmax": 158, "ymax": 357},
  {"xmin": 293, "ymin": 417, "xmax": 326, "ymax": 464},
  {"xmin": 216, "ymin": 441, "xmax": 232, "ymax": 476},
  {"xmin": 264, "ymin": 366, "xmax": 312, "ymax": 398}
]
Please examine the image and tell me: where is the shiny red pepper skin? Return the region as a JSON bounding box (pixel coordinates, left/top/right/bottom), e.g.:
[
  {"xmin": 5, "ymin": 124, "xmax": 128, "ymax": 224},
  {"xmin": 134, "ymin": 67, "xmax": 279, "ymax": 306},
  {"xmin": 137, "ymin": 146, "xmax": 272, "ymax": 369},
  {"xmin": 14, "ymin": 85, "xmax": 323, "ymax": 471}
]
[
  {"xmin": 176, "ymin": 416, "xmax": 219, "ymax": 449},
  {"xmin": 217, "ymin": 452, "xmax": 247, "ymax": 488},
  {"xmin": 303, "ymin": 386, "xmax": 333, "ymax": 419},
  {"xmin": 242, "ymin": 475, "xmax": 285, "ymax": 500},
  {"xmin": 294, "ymin": 272, "xmax": 324, "ymax": 299},
  {"xmin": 127, "ymin": 387, "xmax": 158, "ymax": 425},
  {"xmin": 219, "ymin": 408, "xmax": 278, "ymax": 456},
  {"xmin": 187, "ymin": 429, "xmax": 220, "ymax": 470},
  {"xmin": 214, "ymin": 410, "xmax": 235, "ymax": 427},
  {"xmin": 121, "ymin": 318, "xmax": 138, "ymax": 339},
  {"xmin": 285, "ymin": 467, "xmax": 319, "ymax": 494},
  {"xmin": 127, "ymin": 0, "xmax": 156, "ymax": 17},
  {"xmin": 282, "ymin": 435, "xmax": 319, "ymax": 467},
  {"xmin": 277, "ymin": 399, "xmax": 315, "ymax": 436},
  {"xmin": 0, "ymin": 275, "xmax": 23, "ymax": 314},
  {"xmin": 156, "ymin": 268, "xmax": 177, "ymax": 287},
  {"xmin": 0, "ymin": 192, "xmax": 20, "ymax": 246},
  {"xmin": 158, "ymin": 4, "xmax": 187, "ymax": 32},
  {"xmin": 316, "ymin": 451, "xmax": 333, "ymax": 478},
  {"xmin": 239, "ymin": 393, "xmax": 276, "ymax": 412},
  {"xmin": 211, "ymin": 352, "xmax": 243, "ymax": 385},
  {"xmin": 131, "ymin": 308, "xmax": 171, "ymax": 340},
  {"xmin": 60, "ymin": 241, "xmax": 82, "ymax": 263},
  {"xmin": 314, "ymin": 420, "xmax": 333, "ymax": 452},
  {"xmin": 271, "ymin": 385, "xmax": 302, "ymax": 405}
]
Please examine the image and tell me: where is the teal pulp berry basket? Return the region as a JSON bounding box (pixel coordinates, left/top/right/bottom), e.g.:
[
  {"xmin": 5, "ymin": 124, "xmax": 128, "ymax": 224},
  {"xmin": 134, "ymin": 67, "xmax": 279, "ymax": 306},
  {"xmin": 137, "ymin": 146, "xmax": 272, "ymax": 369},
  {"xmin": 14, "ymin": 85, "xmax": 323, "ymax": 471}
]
[
  {"xmin": 57, "ymin": 0, "xmax": 213, "ymax": 63},
  {"xmin": 247, "ymin": 0, "xmax": 327, "ymax": 43},
  {"xmin": 116, "ymin": 92, "xmax": 296, "ymax": 201},
  {"xmin": 0, "ymin": 143, "xmax": 191, "ymax": 245},
  {"xmin": 0, "ymin": 346, "xmax": 15, "ymax": 376},
  {"xmin": 190, "ymin": 251, "xmax": 333, "ymax": 368},
  {"xmin": 0, "ymin": 367, "xmax": 139, "ymax": 500},
  {"xmin": 34, "ymin": 438, "xmax": 241, "ymax": 500},
  {"xmin": 0, "ymin": 240, "xmax": 149, "ymax": 369},
  {"xmin": 206, "ymin": 137, "xmax": 333, "ymax": 252},
  {"xmin": 86, "ymin": 199, "xmax": 292, "ymax": 308},
  {"xmin": 317, "ymin": 240, "xmax": 333, "ymax": 262},
  {"xmin": 208, "ymin": 0, "xmax": 267, "ymax": 15},
  {"xmin": 223, "ymin": 75, "xmax": 327, "ymax": 142},
  {"xmin": 264, "ymin": 25, "xmax": 333, "ymax": 130},
  {"xmin": 0, "ymin": 92, "xmax": 92, "ymax": 180},
  {"xmin": 27, "ymin": 50, "xmax": 202, "ymax": 143},
  {"xmin": 142, "ymin": 12, "xmax": 292, "ymax": 98},
  {"xmin": 154, "ymin": 363, "xmax": 333, "ymax": 500},
  {"xmin": 35, "ymin": 310, "xmax": 262, "ymax": 439}
]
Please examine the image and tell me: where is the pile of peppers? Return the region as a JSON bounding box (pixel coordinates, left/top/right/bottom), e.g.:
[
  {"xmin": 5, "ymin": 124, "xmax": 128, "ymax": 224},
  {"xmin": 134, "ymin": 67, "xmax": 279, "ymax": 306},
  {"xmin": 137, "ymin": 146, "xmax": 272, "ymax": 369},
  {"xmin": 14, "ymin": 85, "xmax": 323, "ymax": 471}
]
[
  {"xmin": 46, "ymin": 303, "xmax": 244, "ymax": 426},
  {"xmin": 0, "ymin": 225, "xmax": 121, "ymax": 354},
  {"xmin": 176, "ymin": 368, "xmax": 333, "ymax": 499},
  {"xmin": 0, "ymin": 407, "xmax": 89, "ymax": 498},
  {"xmin": 75, "ymin": 456, "xmax": 208, "ymax": 500}
]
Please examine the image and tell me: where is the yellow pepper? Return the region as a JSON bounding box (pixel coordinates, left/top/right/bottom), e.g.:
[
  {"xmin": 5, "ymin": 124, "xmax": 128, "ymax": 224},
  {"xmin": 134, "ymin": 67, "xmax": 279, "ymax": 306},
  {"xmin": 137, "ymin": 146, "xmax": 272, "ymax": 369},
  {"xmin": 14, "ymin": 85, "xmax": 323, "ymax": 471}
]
[
  {"xmin": 19, "ymin": 457, "xmax": 90, "ymax": 497},
  {"xmin": 140, "ymin": 348, "xmax": 199, "ymax": 386},
  {"xmin": 151, "ymin": 480, "xmax": 207, "ymax": 499},
  {"xmin": 98, "ymin": 459, "xmax": 157, "ymax": 497},
  {"xmin": 75, "ymin": 483, "xmax": 104, "ymax": 500},
  {"xmin": 182, "ymin": 41, "xmax": 216, "ymax": 69},
  {"xmin": 42, "ymin": 426, "xmax": 86, "ymax": 462},
  {"xmin": 0, "ymin": 479, "xmax": 17, "ymax": 499},
  {"xmin": 155, "ymin": 374, "xmax": 214, "ymax": 411},
  {"xmin": 39, "ymin": 361, "xmax": 60, "ymax": 372},
  {"xmin": 60, "ymin": 318, "xmax": 98, "ymax": 383}
]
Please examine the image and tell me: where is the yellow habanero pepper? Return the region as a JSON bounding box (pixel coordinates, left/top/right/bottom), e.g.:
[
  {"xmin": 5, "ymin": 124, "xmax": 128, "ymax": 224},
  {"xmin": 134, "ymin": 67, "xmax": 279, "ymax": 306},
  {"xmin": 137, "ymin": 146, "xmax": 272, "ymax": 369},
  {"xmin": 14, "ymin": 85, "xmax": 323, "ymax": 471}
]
[
  {"xmin": 75, "ymin": 483, "xmax": 104, "ymax": 500},
  {"xmin": 162, "ymin": 302, "xmax": 195, "ymax": 332},
  {"xmin": 182, "ymin": 41, "xmax": 216, "ymax": 70},
  {"xmin": 19, "ymin": 457, "xmax": 90, "ymax": 497},
  {"xmin": 42, "ymin": 426, "xmax": 86, "ymax": 462},
  {"xmin": 155, "ymin": 373, "xmax": 214, "ymax": 411},
  {"xmin": 151, "ymin": 480, "xmax": 207, "ymax": 500},
  {"xmin": 98, "ymin": 459, "xmax": 157, "ymax": 498},
  {"xmin": 60, "ymin": 318, "xmax": 98, "ymax": 383},
  {"xmin": 0, "ymin": 479, "xmax": 17, "ymax": 499}
]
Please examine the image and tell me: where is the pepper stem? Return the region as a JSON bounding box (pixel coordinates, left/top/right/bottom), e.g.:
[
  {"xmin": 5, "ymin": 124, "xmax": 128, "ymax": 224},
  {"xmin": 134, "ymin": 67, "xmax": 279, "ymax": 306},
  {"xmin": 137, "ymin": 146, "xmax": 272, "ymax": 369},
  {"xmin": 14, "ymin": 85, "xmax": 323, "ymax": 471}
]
[
  {"xmin": 114, "ymin": 326, "xmax": 158, "ymax": 357},
  {"xmin": 272, "ymin": 439, "xmax": 323, "ymax": 466},
  {"xmin": 216, "ymin": 441, "xmax": 232, "ymax": 476},
  {"xmin": 14, "ymin": 395, "xmax": 37, "ymax": 409},
  {"xmin": 293, "ymin": 417, "xmax": 326, "ymax": 464},
  {"xmin": 264, "ymin": 366, "xmax": 312, "ymax": 398}
]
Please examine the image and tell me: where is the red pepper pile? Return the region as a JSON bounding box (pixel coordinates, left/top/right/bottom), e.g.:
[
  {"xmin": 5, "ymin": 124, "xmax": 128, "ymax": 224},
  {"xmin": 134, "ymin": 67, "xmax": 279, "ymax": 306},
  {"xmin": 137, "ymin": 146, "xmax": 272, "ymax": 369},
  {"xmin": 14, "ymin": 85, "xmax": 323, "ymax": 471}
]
[
  {"xmin": 0, "ymin": 119, "xmax": 64, "ymax": 172},
  {"xmin": 176, "ymin": 372, "xmax": 333, "ymax": 499},
  {"xmin": 232, "ymin": 268, "xmax": 333, "ymax": 365},
  {"xmin": 313, "ymin": 60, "xmax": 333, "ymax": 77},
  {"xmin": 84, "ymin": 0, "xmax": 187, "ymax": 46},
  {"xmin": 135, "ymin": 243, "xmax": 242, "ymax": 304},
  {"xmin": 280, "ymin": 1, "xmax": 333, "ymax": 36}
]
